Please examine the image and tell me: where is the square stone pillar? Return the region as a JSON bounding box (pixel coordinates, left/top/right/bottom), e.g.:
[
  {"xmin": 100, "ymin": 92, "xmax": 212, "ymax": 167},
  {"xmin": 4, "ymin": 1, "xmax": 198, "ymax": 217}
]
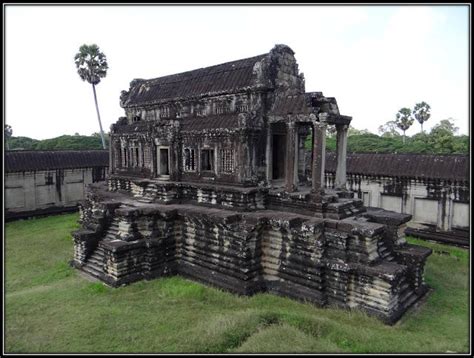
[
  {"xmin": 320, "ymin": 123, "xmax": 327, "ymax": 189},
  {"xmin": 138, "ymin": 142, "xmax": 143, "ymax": 167},
  {"xmin": 285, "ymin": 122, "xmax": 297, "ymax": 192},
  {"xmin": 266, "ymin": 125, "xmax": 272, "ymax": 186},
  {"xmin": 118, "ymin": 138, "xmax": 124, "ymax": 168},
  {"xmin": 311, "ymin": 121, "xmax": 324, "ymax": 193},
  {"xmin": 293, "ymin": 125, "xmax": 299, "ymax": 187},
  {"xmin": 335, "ymin": 124, "xmax": 348, "ymax": 189},
  {"xmin": 169, "ymin": 141, "xmax": 180, "ymax": 181},
  {"xmin": 109, "ymin": 136, "xmax": 114, "ymax": 174}
]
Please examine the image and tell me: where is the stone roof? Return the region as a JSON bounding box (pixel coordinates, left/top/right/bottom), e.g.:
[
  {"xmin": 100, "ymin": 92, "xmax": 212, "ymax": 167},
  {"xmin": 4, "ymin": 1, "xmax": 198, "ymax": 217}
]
[
  {"xmin": 325, "ymin": 152, "xmax": 469, "ymax": 182},
  {"xmin": 5, "ymin": 150, "xmax": 109, "ymax": 173},
  {"xmin": 121, "ymin": 53, "xmax": 267, "ymax": 107}
]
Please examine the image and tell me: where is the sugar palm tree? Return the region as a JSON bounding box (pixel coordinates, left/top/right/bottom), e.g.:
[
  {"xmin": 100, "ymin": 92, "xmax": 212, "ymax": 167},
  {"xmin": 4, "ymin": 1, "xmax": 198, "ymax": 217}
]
[
  {"xmin": 5, "ymin": 124, "xmax": 12, "ymax": 150},
  {"xmin": 74, "ymin": 44, "xmax": 108, "ymax": 149},
  {"xmin": 413, "ymin": 101, "xmax": 431, "ymax": 134},
  {"xmin": 395, "ymin": 107, "xmax": 414, "ymax": 144}
]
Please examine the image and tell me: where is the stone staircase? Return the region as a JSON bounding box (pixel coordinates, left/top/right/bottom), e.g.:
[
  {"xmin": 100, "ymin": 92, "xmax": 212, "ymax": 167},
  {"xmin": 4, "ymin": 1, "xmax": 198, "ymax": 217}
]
[
  {"xmin": 138, "ymin": 183, "xmax": 159, "ymax": 203},
  {"xmin": 105, "ymin": 217, "xmax": 120, "ymax": 240},
  {"xmin": 82, "ymin": 246, "xmax": 106, "ymax": 280},
  {"xmin": 81, "ymin": 217, "xmax": 121, "ymax": 280},
  {"xmin": 377, "ymin": 239, "xmax": 395, "ymax": 262},
  {"xmin": 396, "ymin": 278, "xmax": 418, "ymax": 311}
]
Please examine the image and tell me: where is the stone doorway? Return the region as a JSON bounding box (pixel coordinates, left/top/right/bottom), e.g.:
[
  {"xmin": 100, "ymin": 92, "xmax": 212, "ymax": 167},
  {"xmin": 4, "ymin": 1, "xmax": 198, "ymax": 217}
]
[
  {"xmin": 157, "ymin": 147, "xmax": 170, "ymax": 178},
  {"xmin": 272, "ymin": 134, "xmax": 286, "ymax": 180}
]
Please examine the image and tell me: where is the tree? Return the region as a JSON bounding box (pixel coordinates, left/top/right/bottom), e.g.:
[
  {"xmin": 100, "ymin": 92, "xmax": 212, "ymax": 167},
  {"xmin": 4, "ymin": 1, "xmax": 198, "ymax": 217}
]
[
  {"xmin": 431, "ymin": 118, "xmax": 459, "ymax": 135},
  {"xmin": 347, "ymin": 126, "xmax": 370, "ymax": 137},
  {"xmin": 5, "ymin": 124, "xmax": 12, "ymax": 150},
  {"xmin": 326, "ymin": 126, "xmax": 337, "ymax": 138},
  {"xmin": 395, "ymin": 107, "xmax": 414, "ymax": 144},
  {"xmin": 413, "ymin": 101, "xmax": 431, "ymax": 133},
  {"xmin": 74, "ymin": 44, "xmax": 108, "ymax": 149},
  {"xmin": 427, "ymin": 118, "xmax": 460, "ymax": 154},
  {"xmin": 378, "ymin": 120, "xmax": 401, "ymax": 137}
]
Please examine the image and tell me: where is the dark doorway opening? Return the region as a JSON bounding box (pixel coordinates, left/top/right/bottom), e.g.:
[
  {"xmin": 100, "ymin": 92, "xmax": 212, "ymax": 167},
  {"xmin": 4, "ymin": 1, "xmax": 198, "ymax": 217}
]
[
  {"xmin": 272, "ymin": 134, "xmax": 286, "ymax": 179},
  {"xmin": 201, "ymin": 149, "xmax": 215, "ymax": 172},
  {"xmin": 159, "ymin": 148, "xmax": 170, "ymax": 175}
]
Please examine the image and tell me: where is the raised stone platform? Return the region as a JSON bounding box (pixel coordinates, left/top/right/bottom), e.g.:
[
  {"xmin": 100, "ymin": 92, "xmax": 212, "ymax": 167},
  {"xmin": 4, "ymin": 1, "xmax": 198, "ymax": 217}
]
[{"xmin": 72, "ymin": 183, "xmax": 431, "ymax": 324}]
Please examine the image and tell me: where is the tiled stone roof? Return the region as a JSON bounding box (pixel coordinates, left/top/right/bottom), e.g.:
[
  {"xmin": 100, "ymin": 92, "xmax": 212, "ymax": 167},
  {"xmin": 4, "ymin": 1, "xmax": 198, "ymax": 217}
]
[
  {"xmin": 5, "ymin": 150, "xmax": 109, "ymax": 172},
  {"xmin": 325, "ymin": 152, "xmax": 469, "ymax": 182},
  {"xmin": 121, "ymin": 54, "xmax": 267, "ymax": 107}
]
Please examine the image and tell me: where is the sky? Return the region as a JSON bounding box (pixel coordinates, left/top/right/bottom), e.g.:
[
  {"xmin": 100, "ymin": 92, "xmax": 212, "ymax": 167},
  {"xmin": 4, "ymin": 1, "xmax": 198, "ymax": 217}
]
[{"xmin": 4, "ymin": 4, "xmax": 470, "ymax": 140}]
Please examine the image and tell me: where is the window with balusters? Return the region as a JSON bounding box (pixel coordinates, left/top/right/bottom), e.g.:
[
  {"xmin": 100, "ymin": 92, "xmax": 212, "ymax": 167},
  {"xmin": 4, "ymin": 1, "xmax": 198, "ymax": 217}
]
[
  {"xmin": 183, "ymin": 148, "xmax": 196, "ymax": 171},
  {"xmin": 220, "ymin": 149, "xmax": 234, "ymax": 173}
]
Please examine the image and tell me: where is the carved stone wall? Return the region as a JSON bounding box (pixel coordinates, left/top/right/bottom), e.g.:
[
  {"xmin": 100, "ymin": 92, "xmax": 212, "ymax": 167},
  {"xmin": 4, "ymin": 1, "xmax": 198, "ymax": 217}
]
[{"xmin": 72, "ymin": 183, "xmax": 431, "ymax": 324}]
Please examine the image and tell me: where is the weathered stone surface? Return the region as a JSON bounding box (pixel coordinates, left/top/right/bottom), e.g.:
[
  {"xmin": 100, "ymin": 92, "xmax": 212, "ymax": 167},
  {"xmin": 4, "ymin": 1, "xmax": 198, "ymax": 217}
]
[
  {"xmin": 74, "ymin": 184, "xmax": 431, "ymax": 324},
  {"xmin": 73, "ymin": 44, "xmax": 431, "ymax": 325}
]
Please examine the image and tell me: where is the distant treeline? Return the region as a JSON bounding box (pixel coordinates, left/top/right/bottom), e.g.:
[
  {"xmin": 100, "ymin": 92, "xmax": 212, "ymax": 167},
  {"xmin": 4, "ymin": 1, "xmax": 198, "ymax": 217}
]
[
  {"xmin": 8, "ymin": 134, "xmax": 109, "ymax": 151},
  {"xmin": 326, "ymin": 132, "xmax": 469, "ymax": 154},
  {"xmin": 7, "ymin": 130, "xmax": 468, "ymax": 155},
  {"xmin": 305, "ymin": 126, "xmax": 469, "ymax": 155}
]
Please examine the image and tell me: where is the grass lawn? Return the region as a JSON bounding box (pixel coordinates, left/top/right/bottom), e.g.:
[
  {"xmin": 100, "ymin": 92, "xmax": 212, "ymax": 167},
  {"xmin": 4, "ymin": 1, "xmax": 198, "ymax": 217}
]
[{"xmin": 4, "ymin": 213, "xmax": 470, "ymax": 353}]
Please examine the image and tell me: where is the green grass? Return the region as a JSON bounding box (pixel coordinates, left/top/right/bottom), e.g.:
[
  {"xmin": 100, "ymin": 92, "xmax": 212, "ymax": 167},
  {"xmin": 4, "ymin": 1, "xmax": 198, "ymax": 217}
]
[{"xmin": 5, "ymin": 213, "xmax": 470, "ymax": 353}]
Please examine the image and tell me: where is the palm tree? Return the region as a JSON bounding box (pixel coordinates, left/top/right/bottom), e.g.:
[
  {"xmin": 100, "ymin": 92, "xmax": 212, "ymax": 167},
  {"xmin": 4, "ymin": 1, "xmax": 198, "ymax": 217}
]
[
  {"xmin": 395, "ymin": 107, "xmax": 414, "ymax": 144},
  {"xmin": 5, "ymin": 124, "xmax": 12, "ymax": 150},
  {"xmin": 413, "ymin": 101, "xmax": 431, "ymax": 133},
  {"xmin": 74, "ymin": 44, "xmax": 108, "ymax": 149}
]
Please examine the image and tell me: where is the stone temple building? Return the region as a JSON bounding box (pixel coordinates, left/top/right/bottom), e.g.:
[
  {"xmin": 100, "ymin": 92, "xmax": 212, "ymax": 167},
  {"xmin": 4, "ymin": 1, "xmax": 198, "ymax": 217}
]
[{"xmin": 73, "ymin": 44, "xmax": 432, "ymax": 324}]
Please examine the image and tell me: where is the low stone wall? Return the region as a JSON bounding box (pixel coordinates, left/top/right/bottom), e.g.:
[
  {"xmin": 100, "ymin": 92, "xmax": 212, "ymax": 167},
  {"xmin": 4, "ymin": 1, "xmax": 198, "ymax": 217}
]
[{"xmin": 6, "ymin": 167, "xmax": 108, "ymax": 220}]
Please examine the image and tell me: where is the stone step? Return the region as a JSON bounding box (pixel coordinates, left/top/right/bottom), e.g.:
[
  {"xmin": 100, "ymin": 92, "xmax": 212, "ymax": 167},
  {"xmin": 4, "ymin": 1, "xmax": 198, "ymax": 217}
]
[
  {"xmin": 94, "ymin": 247, "xmax": 105, "ymax": 254},
  {"xmin": 398, "ymin": 284, "xmax": 412, "ymax": 303},
  {"xmin": 85, "ymin": 256, "xmax": 103, "ymax": 269},
  {"xmin": 137, "ymin": 198, "xmax": 154, "ymax": 203},
  {"xmin": 82, "ymin": 263, "xmax": 103, "ymax": 278},
  {"xmin": 403, "ymin": 290, "xmax": 418, "ymax": 308},
  {"xmin": 105, "ymin": 220, "xmax": 120, "ymax": 239},
  {"xmin": 384, "ymin": 254, "xmax": 395, "ymax": 261},
  {"xmin": 378, "ymin": 246, "xmax": 392, "ymax": 258},
  {"xmin": 88, "ymin": 255, "xmax": 104, "ymax": 266},
  {"xmin": 87, "ymin": 263, "xmax": 103, "ymax": 272}
]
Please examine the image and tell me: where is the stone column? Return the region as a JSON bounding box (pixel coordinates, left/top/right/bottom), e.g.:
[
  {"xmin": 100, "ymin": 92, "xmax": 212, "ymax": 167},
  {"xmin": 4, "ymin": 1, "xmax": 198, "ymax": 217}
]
[
  {"xmin": 109, "ymin": 136, "xmax": 114, "ymax": 174},
  {"xmin": 335, "ymin": 124, "xmax": 348, "ymax": 189},
  {"xmin": 311, "ymin": 122, "xmax": 324, "ymax": 193},
  {"xmin": 138, "ymin": 142, "xmax": 143, "ymax": 167},
  {"xmin": 294, "ymin": 125, "xmax": 299, "ymax": 187},
  {"xmin": 320, "ymin": 123, "xmax": 327, "ymax": 189},
  {"xmin": 237, "ymin": 133, "xmax": 247, "ymax": 184},
  {"xmin": 285, "ymin": 122, "xmax": 297, "ymax": 192},
  {"xmin": 266, "ymin": 126, "xmax": 273, "ymax": 186}
]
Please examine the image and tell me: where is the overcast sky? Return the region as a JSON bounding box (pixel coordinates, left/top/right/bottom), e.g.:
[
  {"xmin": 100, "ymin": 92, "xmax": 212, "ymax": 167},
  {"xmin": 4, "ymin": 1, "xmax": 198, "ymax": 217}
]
[{"xmin": 5, "ymin": 4, "xmax": 470, "ymax": 139}]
